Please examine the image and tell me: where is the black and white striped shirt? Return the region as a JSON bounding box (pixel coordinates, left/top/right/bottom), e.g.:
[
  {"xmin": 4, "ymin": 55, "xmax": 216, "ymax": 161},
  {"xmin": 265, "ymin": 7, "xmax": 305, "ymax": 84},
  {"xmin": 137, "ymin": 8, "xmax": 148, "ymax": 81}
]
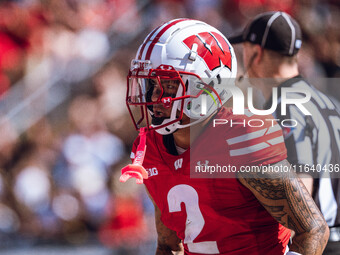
[{"xmin": 265, "ymin": 75, "xmax": 340, "ymax": 227}]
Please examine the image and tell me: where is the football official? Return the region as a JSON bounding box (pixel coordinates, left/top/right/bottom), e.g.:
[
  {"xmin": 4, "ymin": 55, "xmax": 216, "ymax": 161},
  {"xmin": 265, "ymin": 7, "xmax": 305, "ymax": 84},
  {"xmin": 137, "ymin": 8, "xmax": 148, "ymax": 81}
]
[{"xmin": 230, "ymin": 11, "xmax": 340, "ymax": 254}]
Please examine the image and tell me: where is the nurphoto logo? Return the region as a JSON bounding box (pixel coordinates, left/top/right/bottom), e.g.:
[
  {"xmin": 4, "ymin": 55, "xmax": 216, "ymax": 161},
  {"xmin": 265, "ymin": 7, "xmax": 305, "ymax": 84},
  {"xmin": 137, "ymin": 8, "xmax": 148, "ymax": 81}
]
[{"xmin": 200, "ymin": 86, "xmax": 311, "ymax": 116}]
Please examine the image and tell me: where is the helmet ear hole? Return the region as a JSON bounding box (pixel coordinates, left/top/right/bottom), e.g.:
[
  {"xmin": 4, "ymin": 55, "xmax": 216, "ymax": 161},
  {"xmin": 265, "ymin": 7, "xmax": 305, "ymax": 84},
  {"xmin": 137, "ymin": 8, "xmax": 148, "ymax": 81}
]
[{"xmin": 185, "ymin": 79, "xmax": 189, "ymax": 92}]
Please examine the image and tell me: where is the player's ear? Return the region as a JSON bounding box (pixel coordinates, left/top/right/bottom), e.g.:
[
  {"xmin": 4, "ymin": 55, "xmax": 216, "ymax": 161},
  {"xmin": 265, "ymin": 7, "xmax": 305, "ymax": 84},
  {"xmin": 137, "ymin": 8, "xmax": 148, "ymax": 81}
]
[{"xmin": 253, "ymin": 45, "xmax": 263, "ymax": 64}]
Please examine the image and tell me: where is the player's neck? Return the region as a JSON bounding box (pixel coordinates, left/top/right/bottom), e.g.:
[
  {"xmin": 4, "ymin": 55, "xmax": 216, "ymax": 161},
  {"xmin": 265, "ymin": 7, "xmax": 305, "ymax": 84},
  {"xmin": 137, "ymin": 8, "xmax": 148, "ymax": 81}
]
[
  {"xmin": 173, "ymin": 127, "xmax": 190, "ymax": 150},
  {"xmin": 173, "ymin": 112, "xmax": 217, "ymax": 150}
]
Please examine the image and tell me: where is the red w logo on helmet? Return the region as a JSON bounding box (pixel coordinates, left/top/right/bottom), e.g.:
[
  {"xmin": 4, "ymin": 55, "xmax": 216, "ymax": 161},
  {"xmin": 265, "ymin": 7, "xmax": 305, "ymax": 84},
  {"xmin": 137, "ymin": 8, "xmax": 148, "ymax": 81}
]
[{"xmin": 183, "ymin": 32, "xmax": 232, "ymax": 71}]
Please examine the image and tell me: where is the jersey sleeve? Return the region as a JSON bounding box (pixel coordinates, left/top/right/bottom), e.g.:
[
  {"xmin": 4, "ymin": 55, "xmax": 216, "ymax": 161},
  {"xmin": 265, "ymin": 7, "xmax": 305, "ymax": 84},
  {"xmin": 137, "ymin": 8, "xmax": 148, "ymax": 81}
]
[{"xmin": 226, "ymin": 113, "xmax": 287, "ymax": 167}]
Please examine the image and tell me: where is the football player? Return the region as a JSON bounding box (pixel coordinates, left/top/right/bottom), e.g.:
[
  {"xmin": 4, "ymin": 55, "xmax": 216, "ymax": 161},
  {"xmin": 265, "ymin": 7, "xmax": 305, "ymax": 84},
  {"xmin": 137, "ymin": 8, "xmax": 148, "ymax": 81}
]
[{"xmin": 120, "ymin": 19, "xmax": 329, "ymax": 255}]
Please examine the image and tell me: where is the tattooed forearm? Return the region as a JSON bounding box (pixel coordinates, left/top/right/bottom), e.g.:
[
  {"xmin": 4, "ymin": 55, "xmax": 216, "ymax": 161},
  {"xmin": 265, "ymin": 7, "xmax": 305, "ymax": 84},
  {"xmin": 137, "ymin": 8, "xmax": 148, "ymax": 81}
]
[
  {"xmin": 240, "ymin": 177, "xmax": 286, "ymax": 199},
  {"xmin": 289, "ymin": 223, "xmax": 328, "ymax": 254},
  {"xmin": 238, "ymin": 159, "xmax": 329, "ymax": 255},
  {"xmin": 284, "ymin": 176, "xmax": 320, "ymax": 233}
]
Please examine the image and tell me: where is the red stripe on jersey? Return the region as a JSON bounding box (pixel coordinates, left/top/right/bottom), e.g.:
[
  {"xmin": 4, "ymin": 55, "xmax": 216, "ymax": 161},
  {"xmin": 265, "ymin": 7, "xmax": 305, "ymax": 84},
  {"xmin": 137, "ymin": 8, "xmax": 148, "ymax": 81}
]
[{"xmin": 144, "ymin": 18, "xmax": 189, "ymax": 60}]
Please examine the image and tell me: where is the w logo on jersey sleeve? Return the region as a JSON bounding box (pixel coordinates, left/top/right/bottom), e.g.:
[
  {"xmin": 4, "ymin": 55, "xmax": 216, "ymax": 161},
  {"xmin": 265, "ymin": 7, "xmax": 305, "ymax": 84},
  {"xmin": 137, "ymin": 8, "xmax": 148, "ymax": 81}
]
[{"xmin": 183, "ymin": 32, "xmax": 232, "ymax": 71}]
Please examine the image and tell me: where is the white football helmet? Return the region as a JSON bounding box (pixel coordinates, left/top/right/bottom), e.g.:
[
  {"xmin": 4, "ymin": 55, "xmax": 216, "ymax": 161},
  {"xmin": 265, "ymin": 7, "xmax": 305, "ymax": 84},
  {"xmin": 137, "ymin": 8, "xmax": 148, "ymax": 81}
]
[{"xmin": 126, "ymin": 18, "xmax": 237, "ymax": 134}]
